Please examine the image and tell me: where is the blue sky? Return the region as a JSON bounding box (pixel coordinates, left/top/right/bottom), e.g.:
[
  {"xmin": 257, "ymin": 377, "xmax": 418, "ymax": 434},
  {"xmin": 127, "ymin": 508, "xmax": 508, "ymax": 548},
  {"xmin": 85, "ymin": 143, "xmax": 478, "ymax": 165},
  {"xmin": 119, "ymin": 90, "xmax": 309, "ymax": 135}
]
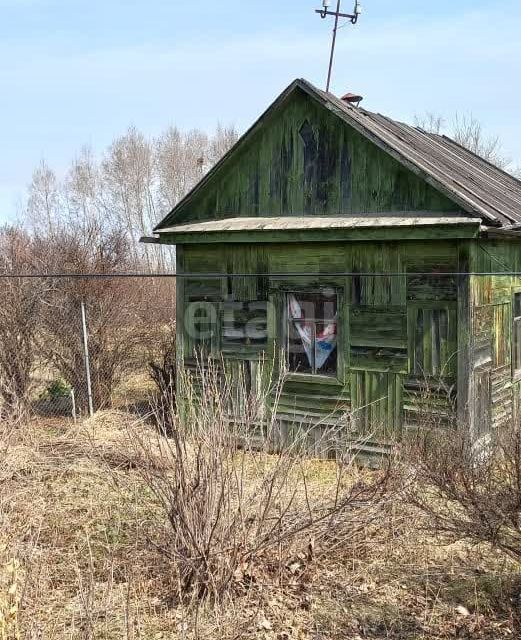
[{"xmin": 1, "ymin": 0, "xmax": 520, "ymax": 221}]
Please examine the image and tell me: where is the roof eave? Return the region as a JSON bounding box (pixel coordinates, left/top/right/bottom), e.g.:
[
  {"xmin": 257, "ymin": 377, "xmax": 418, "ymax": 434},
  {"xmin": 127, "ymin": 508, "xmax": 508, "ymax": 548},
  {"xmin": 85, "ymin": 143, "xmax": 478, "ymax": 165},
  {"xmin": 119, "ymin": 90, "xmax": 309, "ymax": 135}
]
[
  {"xmin": 480, "ymin": 227, "xmax": 521, "ymax": 240},
  {"xmin": 158, "ymin": 222, "xmax": 481, "ymax": 245}
]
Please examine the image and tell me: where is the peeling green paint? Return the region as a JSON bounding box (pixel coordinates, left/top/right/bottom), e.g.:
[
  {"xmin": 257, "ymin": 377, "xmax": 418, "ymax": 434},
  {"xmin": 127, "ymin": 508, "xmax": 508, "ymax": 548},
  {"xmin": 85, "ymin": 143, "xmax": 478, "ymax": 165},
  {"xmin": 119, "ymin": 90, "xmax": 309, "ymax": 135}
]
[{"xmin": 169, "ymin": 89, "xmax": 461, "ymax": 224}]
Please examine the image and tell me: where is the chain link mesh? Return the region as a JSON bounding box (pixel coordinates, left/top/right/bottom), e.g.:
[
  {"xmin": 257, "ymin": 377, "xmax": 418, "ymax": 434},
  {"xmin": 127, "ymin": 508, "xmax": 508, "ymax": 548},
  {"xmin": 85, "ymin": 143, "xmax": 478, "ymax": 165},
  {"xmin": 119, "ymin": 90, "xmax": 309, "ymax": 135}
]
[{"xmin": 0, "ymin": 275, "xmax": 176, "ymax": 421}]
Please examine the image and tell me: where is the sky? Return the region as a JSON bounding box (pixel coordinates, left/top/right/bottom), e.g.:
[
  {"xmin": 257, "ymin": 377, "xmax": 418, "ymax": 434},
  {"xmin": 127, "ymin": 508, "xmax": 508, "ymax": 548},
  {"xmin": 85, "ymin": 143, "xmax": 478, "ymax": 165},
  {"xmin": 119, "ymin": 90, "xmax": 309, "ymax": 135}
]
[{"xmin": 1, "ymin": 0, "xmax": 520, "ymax": 222}]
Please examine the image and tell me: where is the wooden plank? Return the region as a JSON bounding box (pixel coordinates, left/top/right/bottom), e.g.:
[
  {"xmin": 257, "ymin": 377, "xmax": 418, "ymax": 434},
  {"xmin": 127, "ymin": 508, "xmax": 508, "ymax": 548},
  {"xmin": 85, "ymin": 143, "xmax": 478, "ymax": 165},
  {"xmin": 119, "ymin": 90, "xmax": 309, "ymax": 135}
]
[
  {"xmin": 350, "ymin": 307, "xmax": 407, "ymax": 349},
  {"xmin": 161, "ymin": 224, "xmax": 480, "ymax": 245}
]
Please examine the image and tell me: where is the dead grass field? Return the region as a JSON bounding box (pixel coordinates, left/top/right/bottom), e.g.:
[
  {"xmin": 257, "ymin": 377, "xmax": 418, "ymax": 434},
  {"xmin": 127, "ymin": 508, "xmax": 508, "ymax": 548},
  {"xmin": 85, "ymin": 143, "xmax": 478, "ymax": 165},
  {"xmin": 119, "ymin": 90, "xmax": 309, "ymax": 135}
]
[{"xmin": 0, "ymin": 411, "xmax": 519, "ymax": 639}]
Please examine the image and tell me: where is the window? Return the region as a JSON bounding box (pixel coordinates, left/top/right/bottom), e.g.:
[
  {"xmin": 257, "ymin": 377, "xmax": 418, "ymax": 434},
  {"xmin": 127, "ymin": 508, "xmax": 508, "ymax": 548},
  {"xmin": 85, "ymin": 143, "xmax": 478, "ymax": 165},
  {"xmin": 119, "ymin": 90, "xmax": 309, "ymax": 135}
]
[
  {"xmin": 286, "ymin": 291, "xmax": 338, "ymax": 376},
  {"xmin": 513, "ymin": 293, "xmax": 521, "ymax": 376}
]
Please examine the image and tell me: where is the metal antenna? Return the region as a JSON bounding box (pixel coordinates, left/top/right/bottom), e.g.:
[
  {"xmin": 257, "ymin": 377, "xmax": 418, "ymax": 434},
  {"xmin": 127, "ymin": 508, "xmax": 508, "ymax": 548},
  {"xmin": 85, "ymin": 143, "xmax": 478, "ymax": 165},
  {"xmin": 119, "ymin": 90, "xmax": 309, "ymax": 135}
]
[{"xmin": 315, "ymin": 0, "xmax": 362, "ymax": 93}]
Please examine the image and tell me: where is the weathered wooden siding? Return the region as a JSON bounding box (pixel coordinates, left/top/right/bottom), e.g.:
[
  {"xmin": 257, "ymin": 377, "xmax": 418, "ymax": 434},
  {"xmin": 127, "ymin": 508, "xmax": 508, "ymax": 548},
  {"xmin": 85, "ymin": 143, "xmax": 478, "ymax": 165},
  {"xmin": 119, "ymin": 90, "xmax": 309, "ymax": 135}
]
[
  {"xmin": 170, "ymin": 89, "xmax": 461, "ymax": 224},
  {"xmin": 178, "ymin": 240, "xmax": 462, "ymax": 446},
  {"xmin": 179, "ymin": 236, "xmax": 521, "ymax": 444},
  {"xmin": 467, "ymin": 239, "xmax": 521, "ymax": 435},
  {"xmin": 163, "ymin": 79, "xmax": 521, "ymax": 447}
]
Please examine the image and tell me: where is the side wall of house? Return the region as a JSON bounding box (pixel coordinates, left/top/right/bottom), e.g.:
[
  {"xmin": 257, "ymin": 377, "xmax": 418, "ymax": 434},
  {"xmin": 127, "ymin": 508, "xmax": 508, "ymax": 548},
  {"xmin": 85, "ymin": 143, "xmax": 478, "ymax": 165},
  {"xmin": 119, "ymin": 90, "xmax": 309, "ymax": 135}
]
[
  {"xmin": 468, "ymin": 239, "xmax": 521, "ymax": 437},
  {"xmin": 177, "ymin": 239, "xmax": 463, "ymax": 450}
]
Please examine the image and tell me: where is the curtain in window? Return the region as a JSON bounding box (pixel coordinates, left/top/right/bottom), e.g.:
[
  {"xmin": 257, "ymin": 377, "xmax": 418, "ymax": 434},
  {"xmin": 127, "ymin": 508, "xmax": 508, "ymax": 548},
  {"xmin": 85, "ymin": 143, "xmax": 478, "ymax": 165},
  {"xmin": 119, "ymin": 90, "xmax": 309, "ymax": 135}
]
[{"xmin": 288, "ymin": 294, "xmax": 337, "ymax": 369}]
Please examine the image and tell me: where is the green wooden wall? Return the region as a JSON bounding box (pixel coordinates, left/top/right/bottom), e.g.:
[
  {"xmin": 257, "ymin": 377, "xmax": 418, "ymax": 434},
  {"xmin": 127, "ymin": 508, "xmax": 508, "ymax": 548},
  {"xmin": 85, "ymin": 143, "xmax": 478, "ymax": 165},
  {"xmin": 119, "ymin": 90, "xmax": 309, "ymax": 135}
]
[
  {"xmin": 167, "ymin": 88, "xmax": 461, "ymax": 225},
  {"xmin": 466, "ymin": 239, "xmax": 521, "ymax": 436},
  {"xmin": 178, "ymin": 239, "xmax": 464, "ymax": 444}
]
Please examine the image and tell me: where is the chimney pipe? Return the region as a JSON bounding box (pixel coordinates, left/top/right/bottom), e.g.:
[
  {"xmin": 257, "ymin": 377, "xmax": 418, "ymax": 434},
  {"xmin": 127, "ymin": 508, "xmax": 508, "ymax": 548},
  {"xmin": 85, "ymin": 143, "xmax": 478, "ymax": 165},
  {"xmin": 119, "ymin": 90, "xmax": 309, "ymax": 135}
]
[{"xmin": 341, "ymin": 92, "xmax": 364, "ymax": 107}]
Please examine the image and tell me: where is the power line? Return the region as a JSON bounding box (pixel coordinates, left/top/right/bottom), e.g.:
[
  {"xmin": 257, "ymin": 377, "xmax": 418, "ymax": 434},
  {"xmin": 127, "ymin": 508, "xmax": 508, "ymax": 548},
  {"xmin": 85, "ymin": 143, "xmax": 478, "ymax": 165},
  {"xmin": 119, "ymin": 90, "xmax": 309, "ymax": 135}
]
[{"xmin": 1, "ymin": 271, "xmax": 521, "ymax": 279}]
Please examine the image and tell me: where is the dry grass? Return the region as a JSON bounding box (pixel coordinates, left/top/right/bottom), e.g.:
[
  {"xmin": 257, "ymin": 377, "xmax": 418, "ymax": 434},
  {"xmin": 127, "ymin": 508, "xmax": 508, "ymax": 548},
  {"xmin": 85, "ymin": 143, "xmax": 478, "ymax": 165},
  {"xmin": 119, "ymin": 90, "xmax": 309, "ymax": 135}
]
[{"xmin": 0, "ymin": 412, "xmax": 519, "ymax": 639}]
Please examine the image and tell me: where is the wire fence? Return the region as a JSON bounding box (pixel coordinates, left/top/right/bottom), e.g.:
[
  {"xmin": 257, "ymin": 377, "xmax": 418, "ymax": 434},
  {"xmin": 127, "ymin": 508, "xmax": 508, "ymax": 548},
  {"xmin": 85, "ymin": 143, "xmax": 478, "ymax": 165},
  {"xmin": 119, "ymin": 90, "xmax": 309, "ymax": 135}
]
[{"xmin": 0, "ymin": 275, "xmax": 176, "ymax": 421}]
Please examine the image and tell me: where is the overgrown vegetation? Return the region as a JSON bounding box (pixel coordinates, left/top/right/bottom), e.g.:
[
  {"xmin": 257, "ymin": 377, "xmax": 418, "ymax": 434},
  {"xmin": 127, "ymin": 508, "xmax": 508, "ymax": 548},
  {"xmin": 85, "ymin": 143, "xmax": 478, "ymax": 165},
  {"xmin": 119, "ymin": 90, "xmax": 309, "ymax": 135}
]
[
  {"xmin": 0, "ymin": 367, "xmax": 519, "ymax": 638},
  {"xmin": 133, "ymin": 363, "xmax": 391, "ymax": 603},
  {"xmin": 0, "ymin": 119, "xmax": 237, "ymax": 418},
  {"xmin": 34, "ymin": 227, "xmax": 155, "ymax": 412},
  {"xmin": 0, "ymin": 228, "xmax": 42, "ymax": 419},
  {"xmin": 148, "ymin": 323, "xmax": 177, "ymax": 433},
  {"xmin": 405, "ymin": 426, "xmax": 521, "ymax": 563}
]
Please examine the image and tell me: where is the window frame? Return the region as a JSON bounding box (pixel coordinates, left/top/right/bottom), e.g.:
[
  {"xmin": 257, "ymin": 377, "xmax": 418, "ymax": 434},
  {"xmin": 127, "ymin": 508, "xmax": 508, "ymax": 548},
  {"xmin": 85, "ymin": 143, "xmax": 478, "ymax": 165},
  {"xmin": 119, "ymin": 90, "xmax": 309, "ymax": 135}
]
[
  {"xmin": 284, "ymin": 289, "xmax": 340, "ymax": 379},
  {"xmin": 512, "ymin": 290, "xmax": 521, "ymax": 380}
]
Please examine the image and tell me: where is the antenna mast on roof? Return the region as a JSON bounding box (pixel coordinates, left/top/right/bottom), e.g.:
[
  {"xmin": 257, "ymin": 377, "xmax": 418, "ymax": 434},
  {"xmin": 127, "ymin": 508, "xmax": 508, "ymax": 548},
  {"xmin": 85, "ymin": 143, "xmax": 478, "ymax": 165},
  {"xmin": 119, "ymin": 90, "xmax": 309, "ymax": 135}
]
[{"xmin": 315, "ymin": 0, "xmax": 362, "ymax": 93}]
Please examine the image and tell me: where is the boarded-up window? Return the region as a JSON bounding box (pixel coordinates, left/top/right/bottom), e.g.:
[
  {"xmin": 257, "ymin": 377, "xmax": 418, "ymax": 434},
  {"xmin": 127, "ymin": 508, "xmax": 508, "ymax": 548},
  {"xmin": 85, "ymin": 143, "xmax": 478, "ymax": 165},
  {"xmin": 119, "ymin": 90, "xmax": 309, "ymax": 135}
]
[
  {"xmin": 221, "ymin": 301, "xmax": 268, "ymax": 356},
  {"xmin": 408, "ymin": 305, "xmax": 457, "ymax": 378},
  {"xmin": 350, "ymin": 306, "xmax": 407, "ymax": 373},
  {"xmin": 473, "ymin": 305, "xmax": 493, "ymax": 367},
  {"xmin": 513, "ymin": 293, "xmax": 521, "ymax": 376},
  {"xmin": 494, "ymin": 303, "xmax": 511, "ymax": 368},
  {"xmin": 185, "ymin": 301, "xmax": 218, "ymax": 356},
  {"xmin": 287, "ymin": 292, "xmax": 338, "ymax": 376}
]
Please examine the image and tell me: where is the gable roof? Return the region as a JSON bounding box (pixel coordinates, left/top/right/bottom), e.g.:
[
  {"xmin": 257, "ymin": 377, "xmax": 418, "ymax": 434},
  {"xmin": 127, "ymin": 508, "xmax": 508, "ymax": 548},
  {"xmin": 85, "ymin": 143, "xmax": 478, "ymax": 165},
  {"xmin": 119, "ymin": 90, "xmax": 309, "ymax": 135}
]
[{"xmin": 154, "ymin": 78, "xmax": 521, "ymax": 231}]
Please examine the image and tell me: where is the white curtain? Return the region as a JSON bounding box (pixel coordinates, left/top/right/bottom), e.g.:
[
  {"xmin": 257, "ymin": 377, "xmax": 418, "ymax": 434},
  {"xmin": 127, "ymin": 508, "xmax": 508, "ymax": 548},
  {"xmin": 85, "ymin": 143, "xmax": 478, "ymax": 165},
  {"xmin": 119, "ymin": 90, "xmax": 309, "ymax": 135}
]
[{"xmin": 288, "ymin": 294, "xmax": 337, "ymax": 369}]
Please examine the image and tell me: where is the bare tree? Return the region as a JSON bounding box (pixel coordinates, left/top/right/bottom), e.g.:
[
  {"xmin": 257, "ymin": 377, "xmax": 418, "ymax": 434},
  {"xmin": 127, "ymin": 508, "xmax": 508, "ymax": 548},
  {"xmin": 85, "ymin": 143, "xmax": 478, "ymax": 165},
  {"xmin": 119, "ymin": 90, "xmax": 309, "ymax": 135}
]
[
  {"xmin": 452, "ymin": 113, "xmax": 510, "ymax": 168},
  {"xmin": 414, "ymin": 112, "xmax": 445, "ymax": 135},
  {"xmin": 102, "ymin": 127, "xmax": 157, "ymax": 267},
  {"xmin": 23, "ymin": 122, "xmax": 238, "ymax": 274},
  {"xmin": 25, "ymin": 160, "xmax": 62, "ymax": 237},
  {"xmin": 156, "ymin": 127, "xmax": 209, "ymax": 209},
  {"xmin": 207, "ymin": 123, "xmax": 239, "ymax": 167},
  {"xmin": 415, "ymin": 112, "xmax": 512, "ymax": 170},
  {"xmin": 65, "ymin": 146, "xmax": 109, "ymax": 238}
]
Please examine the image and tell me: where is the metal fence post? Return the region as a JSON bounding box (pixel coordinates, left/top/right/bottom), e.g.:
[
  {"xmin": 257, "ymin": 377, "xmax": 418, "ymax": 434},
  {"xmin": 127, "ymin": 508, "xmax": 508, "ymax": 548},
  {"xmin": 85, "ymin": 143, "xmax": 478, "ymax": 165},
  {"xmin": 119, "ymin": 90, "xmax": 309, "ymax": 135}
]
[
  {"xmin": 71, "ymin": 387, "xmax": 77, "ymax": 423},
  {"xmin": 80, "ymin": 301, "xmax": 94, "ymax": 418}
]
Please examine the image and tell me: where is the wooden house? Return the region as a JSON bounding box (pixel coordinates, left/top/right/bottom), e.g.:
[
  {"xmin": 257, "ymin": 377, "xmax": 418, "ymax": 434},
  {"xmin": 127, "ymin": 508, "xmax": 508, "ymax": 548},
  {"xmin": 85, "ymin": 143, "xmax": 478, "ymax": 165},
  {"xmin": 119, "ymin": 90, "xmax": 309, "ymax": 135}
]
[{"xmin": 146, "ymin": 78, "xmax": 521, "ymax": 452}]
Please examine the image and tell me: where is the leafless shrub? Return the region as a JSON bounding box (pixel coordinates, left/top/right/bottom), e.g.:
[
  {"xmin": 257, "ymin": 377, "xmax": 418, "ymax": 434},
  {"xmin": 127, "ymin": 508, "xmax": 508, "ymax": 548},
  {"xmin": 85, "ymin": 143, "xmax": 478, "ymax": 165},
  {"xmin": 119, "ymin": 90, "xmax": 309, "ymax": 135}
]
[
  {"xmin": 33, "ymin": 227, "xmax": 154, "ymax": 413},
  {"xmin": 0, "ymin": 227, "xmax": 43, "ymax": 419},
  {"xmin": 404, "ymin": 425, "xmax": 521, "ymax": 563},
  {"xmin": 130, "ymin": 360, "xmax": 391, "ymax": 604},
  {"xmin": 148, "ymin": 323, "xmax": 176, "ymax": 434}
]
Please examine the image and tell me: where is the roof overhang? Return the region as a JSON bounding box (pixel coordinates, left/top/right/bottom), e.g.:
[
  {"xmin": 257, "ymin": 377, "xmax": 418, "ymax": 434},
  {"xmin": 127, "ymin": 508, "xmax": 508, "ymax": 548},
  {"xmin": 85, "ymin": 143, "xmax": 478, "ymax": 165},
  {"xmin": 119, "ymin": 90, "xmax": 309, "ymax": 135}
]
[{"xmin": 147, "ymin": 215, "xmax": 482, "ymax": 245}]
